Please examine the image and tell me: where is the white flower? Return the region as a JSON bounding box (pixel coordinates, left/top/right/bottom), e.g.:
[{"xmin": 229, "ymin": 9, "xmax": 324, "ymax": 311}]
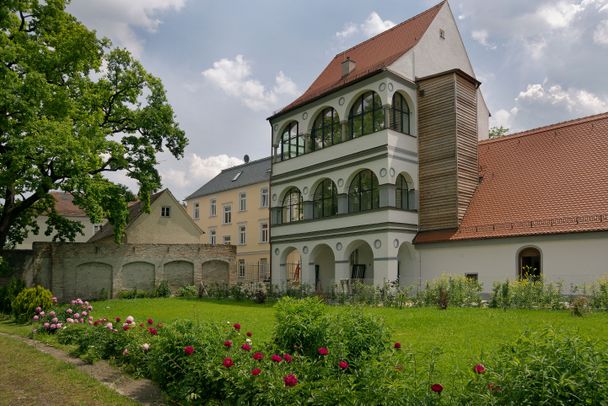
[
  {"xmin": 246, "ymin": 338, "xmax": 252, "ymax": 344},
  {"xmin": 106, "ymin": 322, "xmax": 113, "ymax": 330},
  {"xmin": 141, "ymin": 343, "xmax": 150, "ymax": 352}
]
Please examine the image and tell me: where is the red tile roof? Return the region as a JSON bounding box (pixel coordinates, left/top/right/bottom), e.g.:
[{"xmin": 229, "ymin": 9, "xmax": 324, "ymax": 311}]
[
  {"xmin": 273, "ymin": 1, "xmax": 445, "ymax": 117},
  {"xmin": 50, "ymin": 192, "xmax": 87, "ymax": 217},
  {"xmin": 415, "ymin": 112, "xmax": 608, "ymax": 243}
]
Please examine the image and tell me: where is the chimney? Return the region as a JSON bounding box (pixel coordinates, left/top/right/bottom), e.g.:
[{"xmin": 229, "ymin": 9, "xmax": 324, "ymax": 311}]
[{"xmin": 341, "ymin": 57, "xmax": 356, "ymax": 77}]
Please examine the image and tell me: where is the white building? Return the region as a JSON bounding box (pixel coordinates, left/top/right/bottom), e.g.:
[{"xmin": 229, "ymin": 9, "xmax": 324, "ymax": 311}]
[{"xmin": 268, "ymin": 1, "xmax": 608, "ymax": 292}]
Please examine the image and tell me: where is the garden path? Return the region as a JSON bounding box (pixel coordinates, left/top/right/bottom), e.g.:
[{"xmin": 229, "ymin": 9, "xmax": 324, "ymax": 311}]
[{"xmin": 0, "ymin": 332, "xmax": 164, "ymax": 405}]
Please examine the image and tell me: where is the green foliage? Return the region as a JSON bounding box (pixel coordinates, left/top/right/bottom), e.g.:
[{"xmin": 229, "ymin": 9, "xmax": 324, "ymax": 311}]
[
  {"xmin": 489, "ymin": 126, "xmax": 509, "ymax": 138},
  {"xmin": 12, "ymin": 285, "xmax": 53, "ymax": 322},
  {"xmin": 417, "ymin": 274, "xmax": 482, "ymax": 308},
  {"xmin": 155, "ymin": 281, "xmax": 171, "ymax": 298},
  {"xmin": 177, "ymin": 284, "xmax": 197, "ymax": 298},
  {"xmin": 0, "ymin": 277, "xmax": 26, "ymax": 314},
  {"xmin": 0, "ymin": 0, "xmax": 187, "ymax": 248},
  {"xmin": 490, "ymin": 278, "xmax": 566, "ymax": 309}
]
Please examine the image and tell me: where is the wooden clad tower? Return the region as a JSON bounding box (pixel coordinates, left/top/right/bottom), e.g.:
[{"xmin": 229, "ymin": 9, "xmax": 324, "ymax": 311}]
[{"xmin": 417, "ymin": 69, "xmax": 479, "ymax": 231}]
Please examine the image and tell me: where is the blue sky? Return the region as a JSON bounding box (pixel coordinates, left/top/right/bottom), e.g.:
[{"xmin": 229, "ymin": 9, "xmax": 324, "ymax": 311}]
[{"xmin": 68, "ymin": 0, "xmax": 608, "ymax": 200}]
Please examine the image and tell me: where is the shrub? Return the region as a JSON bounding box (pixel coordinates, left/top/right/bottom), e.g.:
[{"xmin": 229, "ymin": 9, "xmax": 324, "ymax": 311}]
[
  {"xmin": 33, "ymin": 297, "xmax": 93, "ymax": 334},
  {"xmin": 0, "ymin": 277, "xmax": 25, "ymax": 314},
  {"xmin": 11, "ymin": 285, "xmax": 53, "ymax": 322},
  {"xmin": 490, "ymin": 278, "xmax": 566, "ymax": 310},
  {"xmin": 417, "ymin": 274, "xmax": 482, "ymax": 308},
  {"xmin": 155, "ymin": 281, "xmax": 171, "ymax": 298},
  {"xmin": 571, "ymin": 296, "xmax": 590, "ymax": 317},
  {"xmin": 587, "ymin": 276, "xmax": 608, "ymax": 310},
  {"xmin": 177, "ymin": 284, "xmax": 197, "ymax": 298}
]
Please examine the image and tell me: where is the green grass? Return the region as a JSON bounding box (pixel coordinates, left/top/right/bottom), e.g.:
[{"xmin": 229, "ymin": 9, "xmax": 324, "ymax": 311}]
[{"xmin": 0, "ymin": 334, "xmax": 137, "ymax": 406}]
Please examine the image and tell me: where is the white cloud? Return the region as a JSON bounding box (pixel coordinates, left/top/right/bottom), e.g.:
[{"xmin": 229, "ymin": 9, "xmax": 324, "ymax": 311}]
[
  {"xmin": 522, "ymin": 36, "xmax": 547, "ymax": 59},
  {"xmin": 68, "ymin": 0, "xmax": 186, "ymax": 57},
  {"xmin": 491, "ymin": 107, "xmax": 519, "ymax": 129},
  {"xmin": 517, "ymin": 82, "xmax": 608, "ymax": 114},
  {"xmin": 335, "ymin": 11, "xmax": 395, "ymax": 40},
  {"xmin": 471, "ymin": 30, "xmax": 496, "ymax": 49},
  {"xmin": 537, "ymin": 1, "xmax": 584, "ymax": 29},
  {"xmin": 202, "ymin": 55, "xmax": 299, "ymax": 111},
  {"xmin": 189, "ymin": 154, "xmax": 244, "ymax": 183},
  {"xmin": 593, "ymin": 20, "xmax": 608, "ymax": 44}
]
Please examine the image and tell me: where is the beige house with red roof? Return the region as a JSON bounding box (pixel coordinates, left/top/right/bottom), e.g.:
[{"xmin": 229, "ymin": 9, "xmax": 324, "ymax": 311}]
[{"xmin": 268, "ymin": 1, "xmax": 608, "ymax": 292}]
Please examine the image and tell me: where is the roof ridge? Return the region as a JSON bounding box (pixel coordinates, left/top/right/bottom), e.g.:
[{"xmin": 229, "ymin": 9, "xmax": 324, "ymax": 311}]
[
  {"xmin": 219, "ymin": 156, "xmax": 271, "ymax": 173},
  {"xmin": 337, "ymin": 1, "xmax": 445, "ymax": 59},
  {"xmin": 479, "ymin": 111, "xmax": 608, "ymax": 146}
]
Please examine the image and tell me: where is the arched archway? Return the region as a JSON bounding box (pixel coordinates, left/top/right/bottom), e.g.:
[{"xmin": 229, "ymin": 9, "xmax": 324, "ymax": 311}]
[
  {"xmin": 309, "ymin": 244, "xmax": 336, "ymax": 292},
  {"xmin": 163, "ymin": 260, "xmax": 194, "ymax": 291},
  {"xmin": 345, "ymin": 240, "xmax": 374, "ymax": 285},
  {"xmin": 518, "ymin": 247, "xmax": 541, "ymax": 280},
  {"xmin": 119, "ymin": 261, "xmax": 155, "ymax": 291},
  {"xmin": 72, "ymin": 262, "xmax": 112, "ymax": 300},
  {"xmin": 280, "ymin": 247, "xmax": 303, "ymax": 286},
  {"xmin": 202, "ymin": 260, "xmax": 229, "ymax": 284}
]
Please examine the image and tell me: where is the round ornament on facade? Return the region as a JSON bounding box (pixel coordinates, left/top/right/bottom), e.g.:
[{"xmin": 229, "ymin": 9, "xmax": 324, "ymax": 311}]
[
  {"xmin": 338, "ymin": 97, "xmax": 345, "ymax": 106},
  {"xmin": 336, "ymin": 242, "xmax": 343, "ymax": 251},
  {"xmin": 374, "ymin": 239, "xmax": 382, "ymax": 249},
  {"xmin": 273, "ymin": 124, "xmax": 278, "ymax": 131},
  {"xmin": 393, "ymin": 239, "xmax": 399, "ymax": 248},
  {"xmin": 274, "ymin": 248, "xmax": 280, "ymax": 256},
  {"xmin": 379, "ymin": 82, "xmax": 386, "ymax": 92},
  {"xmin": 302, "ymin": 246, "xmax": 308, "ymax": 254},
  {"xmin": 302, "ymin": 112, "xmax": 308, "ymax": 120},
  {"xmin": 380, "ymin": 168, "xmax": 387, "ymax": 177},
  {"xmin": 272, "ymin": 193, "xmax": 277, "ymax": 201},
  {"xmin": 389, "ymin": 168, "xmax": 395, "ymax": 177},
  {"xmin": 388, "ymin": 82, "xmax": 394, "ymax": 91},
  {"xmin": 302, "ymin": 186, "xmax": 309, "ymax": 195},
  {"xmin": 337, "ymin": 178, "xmax": 344, "ymax": 187}
]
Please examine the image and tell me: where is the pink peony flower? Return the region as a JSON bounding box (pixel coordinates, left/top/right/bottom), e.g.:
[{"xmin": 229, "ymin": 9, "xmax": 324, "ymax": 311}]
[
  {"xmin": 79, "ymin": 318, "xmax": 84, "ymax": 323},
  {"xmin": 51, "ymin": 317, "xmax": 58, "ymax": 323},
  {"xmin": 82, "ymin": 311, "xmax": 87, "ymax": 317},
  {"xmin": 52, "ymin": 297, "xmax": 58, "ymax": 304},
  {"xmin": 87, "ymin": 305, "xmax": 93, "ymax": 311},
  {"xmin": 66, "ymin": 308, "xmax": 73, "ymax": 314},
  {"xmin": 318, "ymin": 347, "xmax": 329, "ymax": 356},
  {"xmin": 251, "ymin": 368, "xmax": 262, "ymax": 376},
  {"xmin": 223, "ymin": 357, "xmax": 234, "ymax": 368},
  {"xmin": 184, "ymin": 345, "xmax": 195, "ymax": 356},
  {"xmin": 49, "ymin": 311, "xmax": 56, "ymax": 317},
  {"xmin": 35, "ymin": 306, "xmax": 42, "ymax": 313},
  {"xmin": 339, "ymin": 360, "xmax": 349, "ymax": 370},
  {"xmin": 246, "ymin": 331, "xmax": 252, "ymax": 337},
  {"xmin": 33, "ymin": 315, "xmax": 39, "ymax": 321},
  {"xmin": 39, "ymin": 311, "xmax": 45, "ymax": 317},
  {"xmin": 253, "ymin": 352, "xmax": 264, "ymax": 361},
  {"xmin": 56, "ymin": 323, "xmax": 62, "ymax": 329},
  {"xmin": 233, "ymin": 323, "xmax": 241, "ymax": 330},
  {"xmin": 50, "ymin": 324, "xmax": 57, "ymax": 330},
  {"xmin": 241, "ymin": 343, "xmax": 252, "ymax": 351},
  {"xmin": 283, "ymin": 353, "xmax": 293, "ymax": 363},
  {"xmin": 394, "ymin": 342, "xmax": 401, "ymax": 349},
  {"xmin": 431, "ymin": 383, "xmax": 443, "ymax": 394},
  {"xmin": 284, "ymin": 374, "xmax": 298, "ymax": 387},
  {"xmin": 271, "ymin": 354, "xmax": 282, "ymax": 363},
  {"xmin": 224, "ymin": 340, "xmax": 233, "ymax": 348},
  {"xmin": 106, "ymin": 322, "xmax": 113, "ymax": 330},
  {"xmin": 123, "ymin": 348, "xmax": 129, "ymax": 356},
  {"xmin": 473, "ymin": 363, "xmax": 486, "ymax": 374},
  {"xmin": 66, "ymin": 318, "xmax": 74, "ymax": 323},
  {"xmin": 73, "ymin": 313, "xmax": 80, "ymax": 319},
  {"xmin": 126, "ymin": 315, "xmax": 134, "ymax": 324}
]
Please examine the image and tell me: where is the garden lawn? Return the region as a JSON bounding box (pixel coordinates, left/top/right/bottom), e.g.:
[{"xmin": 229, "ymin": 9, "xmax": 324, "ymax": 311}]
[
  {"xmin": 91, "ymin": 298, "xmax": 608, "ymax": 381},
  {"xmin": 0, "ymin": 334, "xmax": 137, "ymax": 406}
]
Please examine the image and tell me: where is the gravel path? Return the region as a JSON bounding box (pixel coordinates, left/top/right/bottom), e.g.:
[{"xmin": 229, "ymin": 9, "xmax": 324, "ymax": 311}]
[{"xmin": 0, "ymin": 332, "xmax": 165, "ymax": 405}]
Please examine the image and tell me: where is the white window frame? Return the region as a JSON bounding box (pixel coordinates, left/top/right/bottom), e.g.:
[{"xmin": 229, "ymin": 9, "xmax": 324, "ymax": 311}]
[
  {"xmin": 161, "ymin": 206, "xmax": 171, "ymax": 217},
  {"xmin": 239, "ymin": 192, "xmax": 247, "ymax": 212},
  {"xmin": 209, "ymin": 228, "xmax": 216, "ymax": 245},
  {"xmin": 193, "ymin": 202, "xmax": 200, "ymax": 219},
  {"xmin": 223, "ymin": 204, "xmax": 232, "ymax": 224},
  {"xmin": 210, "ymin": 199, "xmax": 217, "ymax": 217},
  {"xmin": 223, "ymin": 235, "xmax": 231, "ymax": 245},
  {"xmin": 239, "ymin": 224, "xmax": 246, "ymax": 245},
  {"xmin": 260, "ymin": 222, "xmax": 269, "ymax": 243},
  {"xmin": 238, "ymin": 259, "xmax": 246, "ymax": 278},
  {"xmin": 260, "ymin": 187, "xmax": 269, "ymax": 208}
]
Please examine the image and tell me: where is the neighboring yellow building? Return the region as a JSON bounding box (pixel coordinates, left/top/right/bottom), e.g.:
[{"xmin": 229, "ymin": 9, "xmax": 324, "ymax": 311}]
[{"xmin": 185, "ymin": 157, "xmax": 271, "ymax": 284}]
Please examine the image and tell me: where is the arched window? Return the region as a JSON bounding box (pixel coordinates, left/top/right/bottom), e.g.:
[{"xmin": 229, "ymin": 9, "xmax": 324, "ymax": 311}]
[
  {"xmin": 348, "ymin": 91, "xmax": 384, "ymax": 139},
  {"xmin": 280, "ymin": 121, "xmax": 303, "ymax": 161},
  {"xmin": 392, "ymin": 92, "xmax": 410, "ymax": 134},
  {"xmin": 313, "ymin": 179, "xmax": 338, "ymax": 219},
  {"xmin": 348, "ymin": 170, "xmax": 379, "ymax": 213},
  {"xmin": 518, "ymin": 248, "xmax": 541, "ymax": 281},
  {"xmin": 395, "ymin": 174, "xmax": 415, "ymax": 210},
  {"xmin": 282, "ymin": 188, "xmax": 303, "ymax": 223},
  {"xmin": 311, "ymin": 108, "xmax": 341, "ymax": 151}
]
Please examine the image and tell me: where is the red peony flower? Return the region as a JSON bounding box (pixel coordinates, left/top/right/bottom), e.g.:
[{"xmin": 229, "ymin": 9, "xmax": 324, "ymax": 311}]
[
  {"xmin": 251, "ymin": 367, "xmax": 262, "ymax": 376},
  {"xmin": 318, "ymin": 347, "xmax": 329, "ymax": 356},
  {"xmin": 271, "ymin": 354, "xmax": 282, "ymax": 363},
  {"xmin": 139, "ymin": 323, "xmax": 144, "ymax": 328},
  {"xmin": 122, "ymin": 325, "xmax": 129, "ymax": 331},
  {"xmin": 283, "ymin": 353, "xmax": 293, "ymax": 363},
  {"xmin": 246, "ymin": 331, "xmax": 252, "ymax": 337},
  {"xmin": 283, "ymin": 374, "xmax": 298, "ymax": 387},
  {"xmin": 339, "ymin": 360, "xmax": 349, "ymax": 369},
  {"xmin": 431, "ymin": 383, "xmax": 443, "ymax": 394},
  {"xmin": 223, "ymin": 357, "xmax": 234, "ymax": 368},
  {"xmin": 241, "ymin": 343, "xmax": 252, "ymax": 351},
  {"xmin": 115, "ymin": 317, "xmax": 121, "ymax": 323},
  {"xmin": 394, "ymin": 342, "xmax": 401, "ymax": 349},
  {"xmin": 253, "ymin": 352, "xmax": 264, "ymax": 360},
  {"xmin": 148, "ymin": 327, "xmax": 158, "ymax": 336},
  {"xmin": 184, "ymin": 345, "xmax": 195, "ymax": 356},
  {"xmin": 473, "ymin": 363, "xmax": 486, "ymax": 374},
  {"xmin": 147, "ymin": 318, "xmax": 154, "ymax": 325},
  {"xmin": 224, "ymin": 340, "xmax": 233, "ymax": 348},
  {"xmin": 233, "ymin": 323, "xmax": 241, "ymax": 330}
]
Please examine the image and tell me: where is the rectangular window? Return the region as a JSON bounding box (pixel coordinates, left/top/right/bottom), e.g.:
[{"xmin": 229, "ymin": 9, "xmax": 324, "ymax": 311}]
[
  {"xmin": 239, "ymin": 192, "xmax": 247, "ymax": 211},
  {"xmin": 259, "ymin": 258, "xmax": 269, "ymax": 280},
  {"xmin": 193, "ymin": 202, "xmax": 200, "ymax": 219},
  {"xmin": 260, "ymin": 223, "xmax": 268, "ymax": 243},
  {"xmin": 260, "ymin": 187, "xmax": 269, "ymax": 208},
  {"xmin": 239, "ymin": 225, "xmax": 246, "ymax": 245},
  {"xmin": 209, "ymin": 229, "xmax": 216, "ymax": 244},
  {"xmin": 94, "ymin": 224, "xmax": 102, "ymax": 233},
  {"xmin": 238, "ymin": 259, "xmax": 246, "ymax": 278},
  {"xmin": 161, "ymin": 206, "xmax": 171, "ymax": 217},
  {"xmin": 210, "ymin": 199, "xmax": 216, "ymax": 217},
  {"xmin": 223, "ymin": 235, "xmax": 231, "ymax": 245},
  {"xmin": 223, "ymin": 204, "xmax": 231, "ymax": 224}
]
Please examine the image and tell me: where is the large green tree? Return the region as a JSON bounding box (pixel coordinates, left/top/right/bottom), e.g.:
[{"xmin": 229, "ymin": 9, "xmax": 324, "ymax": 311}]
[{"xmin": 0, "ymin": 0, "xmax": 187, "ymax": 249}]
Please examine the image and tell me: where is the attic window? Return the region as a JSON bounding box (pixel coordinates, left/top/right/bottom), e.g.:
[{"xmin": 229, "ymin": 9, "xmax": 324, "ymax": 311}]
[
  {"xmin": 439, "ymin": 29, "xmax": 445, "ymax": 39},
  {"xmin": 232, "ymin": 171, "xmax": 243, "ymax": 181},
  {"xmin": 161, "ymin": 206, "xmax": 171, "ymax": 217}
]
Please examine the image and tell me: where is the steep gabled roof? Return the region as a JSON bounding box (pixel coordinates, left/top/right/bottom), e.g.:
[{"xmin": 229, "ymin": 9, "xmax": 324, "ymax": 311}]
[
  {"xmin": 185, "ymin": 157, "xmax": 271, "ymax": 200},
  {"xmin": 415, "ymin": 112, "xmax": 608, "ymax": 243},
  {"xmin": 50, "ymin": 192, "xmax": 87, "ymax": 217},
  {"xmin": 272, "ymin": 1, "xmax": 445, "ymax": 117}
]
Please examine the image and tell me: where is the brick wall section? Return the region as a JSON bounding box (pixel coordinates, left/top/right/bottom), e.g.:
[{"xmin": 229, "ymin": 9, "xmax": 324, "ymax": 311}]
[{"xmin": 27, "ymin": 242, "xmax": 237, "ymax": 301}]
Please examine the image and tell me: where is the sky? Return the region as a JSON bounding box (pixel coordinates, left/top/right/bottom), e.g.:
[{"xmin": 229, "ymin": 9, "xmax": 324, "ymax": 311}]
[{"xmin": 67, "ymin": 0, "xmax": 608, "ymax": 201}]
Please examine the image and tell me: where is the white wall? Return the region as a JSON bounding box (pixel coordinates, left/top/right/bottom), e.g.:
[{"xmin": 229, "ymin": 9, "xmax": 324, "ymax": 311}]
[
  {"xmin": 417, "ymin": 232, "xmax": 608, "ymax": 292},
  {"xmin": 16, "ymin": 215, "xmax": 99, "ymax": 249}
]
